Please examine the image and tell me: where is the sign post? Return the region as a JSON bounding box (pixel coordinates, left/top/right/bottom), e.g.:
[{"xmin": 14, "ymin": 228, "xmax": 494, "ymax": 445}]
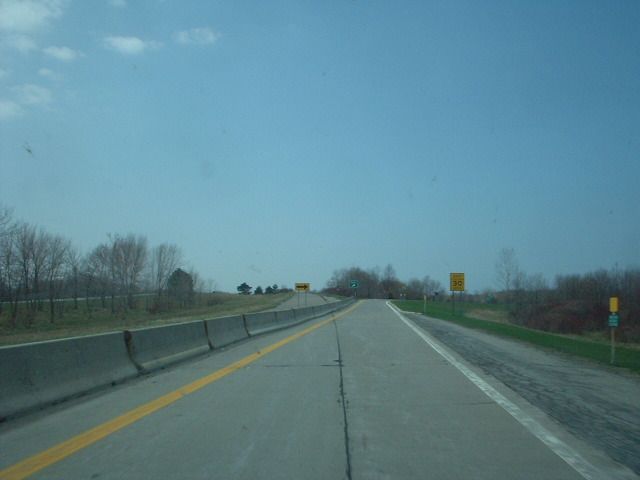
[
  {"xmin": 609, "ymin": 297, "xmax": 619, "ymax": 364},
  {"xmin": 295, "ymin": 283, "xmax": 310, "ymax": 307},
  {"xmin": 350, "ymin": 280, "xmax": 359, "ymax": 297},
  {"xmin": 449, "ymin": 273, "xmax": 465, "ymax": 314},
  {"xmin": 423, "ymin": 294, "xmax": 427, "ymax": 315}
]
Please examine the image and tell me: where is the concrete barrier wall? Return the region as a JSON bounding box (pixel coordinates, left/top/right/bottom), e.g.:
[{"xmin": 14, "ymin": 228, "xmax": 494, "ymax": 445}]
[
  {"xmin": 275, "ymin": 309, "xmax": 297, "ymax": 329},
  {"xmin": 0, "ymin": 332, "xmax": 138, "ymax": 420},
  {"xmin": 309, "ymin": 298, "xmax": 353, "ymax": 319},
  {"xmin": 295, "ymin": 306, "xmax": 316, "ymax": 322},
  {"xmin": 244, "ymin": 297, "xmax": 357, "ymax": 336},
  {"xmin": 246, "ymin": 301, "xmax": 349, "ymax": 336},
  {"xmin": 206, "ymin": 315, "xmax": 248, "ymax": 349},
  {"xmin": 125, "ymin": 320, "xmax": 211, "ymax": 372},
  {"xmin": 313, "ymin": 304, "xmax": 331, "ymax": 316},
  {"xmin": 0, "ymin": 297, "xmax": 357, "ymax": 420},
  {"xmin": 244, "ymin": 311, "xmax": 278, "ymax": 335},
  {"xmin": 335, "ymin": 299, "xmax": 354, "ymax": 310},
  {"xmin": 323, "ymin": 303, "xmax": 336, "ymax": 314}
]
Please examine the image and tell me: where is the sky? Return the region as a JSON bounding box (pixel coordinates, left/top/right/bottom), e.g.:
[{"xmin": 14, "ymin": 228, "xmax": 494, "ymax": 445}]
[{"xmin": 1, "ymin": 0, "xmax": 639, "ymax": 293}]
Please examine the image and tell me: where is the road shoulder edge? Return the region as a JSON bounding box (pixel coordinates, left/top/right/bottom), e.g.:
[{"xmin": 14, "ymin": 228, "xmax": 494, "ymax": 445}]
[{"xmin": 387, "ymin": 301, "xmax": 638, "ymax": 480}]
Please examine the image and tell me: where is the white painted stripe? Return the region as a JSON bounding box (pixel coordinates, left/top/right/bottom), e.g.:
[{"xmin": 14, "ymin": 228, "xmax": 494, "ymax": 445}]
[{"xmin": 386, "ymin": 301, "xmax": 605, "ymax": 480}]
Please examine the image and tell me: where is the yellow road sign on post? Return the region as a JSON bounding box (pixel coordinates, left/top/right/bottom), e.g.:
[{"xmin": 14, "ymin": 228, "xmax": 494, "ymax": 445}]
[
  {"xmin": 610, "ymin": 297, "xmax": 619, "ymax": 313},
  {"xmin": 450, "ymin": 273, "xmax": 465, "ymax": 292},
  {"xmin": 295, "ymin": 283, "xmax": 310, "ymax": 292},
  {"xmin": 608, "ymin": 297, "xmax": 619, "ymax": 364}
]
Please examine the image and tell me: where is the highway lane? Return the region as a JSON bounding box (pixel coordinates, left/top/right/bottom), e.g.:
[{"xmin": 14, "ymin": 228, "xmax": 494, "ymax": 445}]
[
  {"xmin": 0, "ymin": 300, "xmax": 626, "ymax": 479},
  {"xmin": 272, "ymin": 291, "xmax": 335, "ymax": 310}
]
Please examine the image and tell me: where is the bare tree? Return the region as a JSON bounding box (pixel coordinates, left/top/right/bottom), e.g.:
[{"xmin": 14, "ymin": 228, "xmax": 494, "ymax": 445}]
[
  {"xmin": 110, "ymin": 234, "xmax": 148, "ymax": 309},
  {"xmin": 0, "ymin": 231, "xmax": 20, "ymax": 324},
  {"xmin": 0, "ymin": 204, "xmax": 14, "ymax": 318},
  {"xmin": 381, "ymin": 264, "xmax": 404, "ymax": 299},
  {"xmin": 325, "ymin": 266, "xmax": 384, "ymax": 298},
  {"xmin": 188, "ymin": 268, "xmax": 204, "ymax": 297},
  {"xmin": 204, "ymin": 278, "xmax": 217, "ymax": 293},
  {"xmin": 14, "ymin": 224, "xmax": 49, "ymax": 314},
  {"xmin": 16, "ymin": 223, "xmax": 34, "ymax": 306},
  {"xmin": 15, "ymin": 223, "xmax": 42, "ymax": 321},
  {"xmin": 421, "ymin": 275, "xmax": 444, "ymax": 300},
  {"xmin": 32, "ymin": 229, "xmax": 49, "ymax": 311},
  {"xmin": 525, "ymin": 272, "xmax": 548, "ymax": 304},
  {"xmin": 0, "ymin": 203, "xmax": 14, "ymax": 238},
  {"xmin": 366, "ymin": 267, "xmax": 382, "ymax": 298},
  {"xmin": 149, "ymin": 243, "xmax": 182, "ymax": 296},
  {"xmin": 344, "ymin": 267, "xmax": 368, "ymax": 297},
  {"xmin": 495, "ymin": 247, "xmax": 519, "ymax": 300},
  {"xmin": 405, "ymin": 278, "xmax": 424, "ymax": 300},
  {"xmin": 85, "ymin": 243, "xmax": 111, "ymax": 309},
  {"xmin": 44, "ymin": 234, "xmax": 70, "ymax": 322},
  {"xmin": 66, "ymin": 246, "xmax": 82, "ymax": 310}
]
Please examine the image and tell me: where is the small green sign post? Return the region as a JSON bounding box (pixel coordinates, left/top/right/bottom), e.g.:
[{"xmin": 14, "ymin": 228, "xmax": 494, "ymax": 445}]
[
  {"xmin": 609, "ymin": 297, "xmax": 619, "ymax": 364},
  {"xmin": 350, "ymin": 279, "xmax": 359, "ymax": 297}
]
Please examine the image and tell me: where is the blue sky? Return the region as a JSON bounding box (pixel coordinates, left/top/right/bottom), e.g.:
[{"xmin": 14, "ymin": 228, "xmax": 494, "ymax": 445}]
[{"xmin": 1, "ymin": 0, "xmax": 639, "ymax": 293}]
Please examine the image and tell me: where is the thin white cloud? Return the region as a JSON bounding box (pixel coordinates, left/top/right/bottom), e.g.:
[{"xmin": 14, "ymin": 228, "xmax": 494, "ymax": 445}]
[
  {"xmin": 108, "ymin": 0, "xmax": 126, "ymax": 7},
  {"xmin": 0, "ymin": 0, "xmax": 66, "ymax": 33},
  {"xmin": 43, "ymin": 45, "xmax": 81, "ymax": 61},
  {"xmin": 3, "ymin": 34, "xmax": 38, "ymax": 53},
  {"xmin": 0, "ymin": 68, "xmax": 8, "ymax": 79},
  {"xmin": 12, "ymin": 83, "xmax": 52, "ymax": 105},
  {"xmin": 173, "ymin": 27, "xmax": 219, "ymax": 45},
  {"xmin": 103, "ymin": 36, "xmax": 161, "ymax": 55},
  {"xmin": 38, "ymin": 67, "xmax": 60, "ymax": 80},
  {"xmin": 0, "ymin": 98, "xmax": 24, "ymax": 120}
]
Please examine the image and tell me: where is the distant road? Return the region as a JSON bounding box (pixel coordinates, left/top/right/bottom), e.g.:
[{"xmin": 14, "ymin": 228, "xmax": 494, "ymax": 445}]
[
  {"xmin": 0, "ymin": 300, "xmax": 634, "ymax": 479},
  {"xmin": 272, "ymin": 291, "xmax": 339, "ymax": 310}
]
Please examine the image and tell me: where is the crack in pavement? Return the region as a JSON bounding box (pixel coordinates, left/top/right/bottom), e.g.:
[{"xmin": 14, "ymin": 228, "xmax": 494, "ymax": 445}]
[{"xmin": 334, "ymin": 320, "xmax": 352, "ymax": 480}]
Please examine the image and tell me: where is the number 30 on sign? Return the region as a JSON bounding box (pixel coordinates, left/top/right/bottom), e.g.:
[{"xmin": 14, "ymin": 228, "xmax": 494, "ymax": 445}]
[{"xmin": 450, "ymin": 273, "xmax": 465, "ymax": 292}]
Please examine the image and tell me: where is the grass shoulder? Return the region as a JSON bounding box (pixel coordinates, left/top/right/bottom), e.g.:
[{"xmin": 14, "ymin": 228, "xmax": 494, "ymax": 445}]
[
  {"xmin": 0, "ymin": 292, "xmax": 294, "ymax": 346},
  {"xmin": 392, "ymin": 299, "xmax": 640, "ymax": 373}
]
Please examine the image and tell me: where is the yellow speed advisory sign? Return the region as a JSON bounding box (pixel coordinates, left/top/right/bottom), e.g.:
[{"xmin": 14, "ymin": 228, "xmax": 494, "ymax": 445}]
[{"xmin": 449, "ymin": 273, "xmax": 465, "ymax": 292}]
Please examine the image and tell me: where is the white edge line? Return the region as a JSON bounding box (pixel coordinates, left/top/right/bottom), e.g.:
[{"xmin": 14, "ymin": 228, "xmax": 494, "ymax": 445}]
[{"xmin": 385, "ymin": 301, "xmax": 603, "ymax": 480}]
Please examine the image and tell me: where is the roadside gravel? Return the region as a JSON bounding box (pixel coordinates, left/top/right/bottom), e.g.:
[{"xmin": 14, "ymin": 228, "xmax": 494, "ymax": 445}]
[{"xmin": 407, "ymin": 312, "xmax": 640, "ymax": 475}]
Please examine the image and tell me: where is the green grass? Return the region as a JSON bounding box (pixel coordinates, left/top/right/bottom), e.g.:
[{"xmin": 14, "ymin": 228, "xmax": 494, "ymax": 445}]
[
  {"xmin": 0, "ymin": 292, "xmax": 294, "ymax": 346},
  {"xmin": 392, "ymin": 299, "xmax": 640, "ymax": 373}
]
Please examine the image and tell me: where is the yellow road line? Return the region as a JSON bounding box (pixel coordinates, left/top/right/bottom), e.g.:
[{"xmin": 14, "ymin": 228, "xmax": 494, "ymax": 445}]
[{"xmin": 0, "ymin": 302, "xmax": 361, "ymax": 480}]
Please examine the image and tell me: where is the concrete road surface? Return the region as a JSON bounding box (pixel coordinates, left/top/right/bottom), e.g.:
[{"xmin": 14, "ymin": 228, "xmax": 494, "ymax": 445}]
[
  {"xmin": 0, "ymin": 300, "xmax": 635, "ymax": 479},
  {"xmin": 272, "ymin": 292, "xmax": 338, "ymax": 310}
]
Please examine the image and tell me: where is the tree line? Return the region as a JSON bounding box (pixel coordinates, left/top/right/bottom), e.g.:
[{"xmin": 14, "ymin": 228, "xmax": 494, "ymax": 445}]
[
  {"xmin": 323, "ymin": 264, "xmax": 443, "ymax": 300},
  {"xmin": 323, "ymin": 252, "xmax": 640, "ymax": 343},
  {"xmin": 236, "ymin": 283, "xmax": 290, "ymax": 295},
  {"xmin": 494, "ymin": 248, "xmax": 640, "ymax": 342},
  {"xmin": 0, "ymin": 204, "xmax": 210, "ymax": 326}
]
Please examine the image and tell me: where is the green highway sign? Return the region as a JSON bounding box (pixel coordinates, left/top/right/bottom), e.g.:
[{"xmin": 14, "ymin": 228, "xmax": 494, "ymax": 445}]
[
  {"xmin": 608, "ymin": 313, "xmax": 619, "ymax": 328},
  {"xmin": 350, "ymin": 280, "xmax": 359, "ymax": 289}
]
